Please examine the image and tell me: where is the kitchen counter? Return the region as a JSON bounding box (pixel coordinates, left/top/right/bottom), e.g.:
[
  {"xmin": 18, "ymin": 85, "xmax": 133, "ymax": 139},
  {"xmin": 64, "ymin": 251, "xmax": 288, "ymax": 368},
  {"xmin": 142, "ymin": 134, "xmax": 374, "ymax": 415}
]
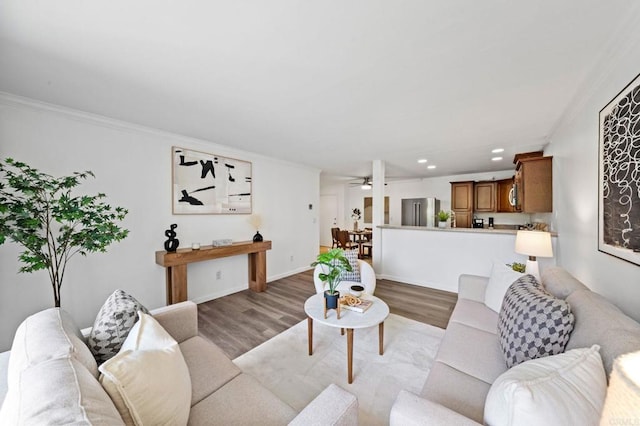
[
  {"xmin": 378, "ymin": 225, "xmax": 557, "ymax": 237},
  {"xmin": 376, "ymin": 225, "xmax": 558, "ymax": 294}
]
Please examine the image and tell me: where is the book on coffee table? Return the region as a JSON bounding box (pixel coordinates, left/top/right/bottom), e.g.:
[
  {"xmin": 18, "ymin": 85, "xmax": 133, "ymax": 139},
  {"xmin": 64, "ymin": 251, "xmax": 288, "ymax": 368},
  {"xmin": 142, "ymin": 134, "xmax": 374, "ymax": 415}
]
[{"xmin": 341, "ymin": 298, "xmax": 373, "ymax": 313}]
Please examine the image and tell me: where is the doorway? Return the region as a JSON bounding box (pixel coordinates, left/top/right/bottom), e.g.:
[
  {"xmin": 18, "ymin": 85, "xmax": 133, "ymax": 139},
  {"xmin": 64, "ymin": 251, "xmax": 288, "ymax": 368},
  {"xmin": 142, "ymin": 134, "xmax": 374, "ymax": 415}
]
[{"xmin": 319, "ymin": 195, "xmax": 338, "ymax": 247}]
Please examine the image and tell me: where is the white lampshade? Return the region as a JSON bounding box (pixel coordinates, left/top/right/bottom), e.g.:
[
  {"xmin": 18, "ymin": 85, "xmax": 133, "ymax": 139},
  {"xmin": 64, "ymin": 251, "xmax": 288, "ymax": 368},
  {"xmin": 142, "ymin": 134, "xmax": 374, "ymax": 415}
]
[
  {"xmin": 515, "ymin": 231, "xmax": 553, "ymax": 259},
  {"xmin": 600, "ymin": 350, "xmax": 640, "ymax": 424}
]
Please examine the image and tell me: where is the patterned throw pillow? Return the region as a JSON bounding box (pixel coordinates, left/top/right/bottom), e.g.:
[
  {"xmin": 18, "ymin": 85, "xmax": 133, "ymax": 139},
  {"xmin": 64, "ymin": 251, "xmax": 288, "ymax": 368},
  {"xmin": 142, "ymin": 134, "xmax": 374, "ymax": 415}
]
[
  {"xmin": 88, "ymin": 289, "xmax": 149, "ymax": 364},
  {"xmin": 498, "ymin": 275, "xmax": 575, "ymax": 368},
  {"xmin": 338, "ymin": 249, "xmax": 361, "ymax": 282}
]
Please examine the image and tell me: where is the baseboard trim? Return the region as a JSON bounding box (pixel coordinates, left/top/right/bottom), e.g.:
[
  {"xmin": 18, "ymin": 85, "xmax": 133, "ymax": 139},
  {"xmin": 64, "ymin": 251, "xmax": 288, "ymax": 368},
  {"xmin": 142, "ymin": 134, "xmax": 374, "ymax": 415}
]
[{"xmin": 191, "ymin": 266, "xmax": 314, "ymax": 304}]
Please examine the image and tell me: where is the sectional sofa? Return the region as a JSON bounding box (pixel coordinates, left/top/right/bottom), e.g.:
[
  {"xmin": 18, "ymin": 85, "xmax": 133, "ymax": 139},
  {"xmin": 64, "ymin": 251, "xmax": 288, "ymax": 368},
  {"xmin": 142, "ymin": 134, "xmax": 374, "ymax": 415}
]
[
  {"xmin": 0, "ymin": 301, "xmax": 358, "ymax": 425},
  {"xmin": 390, "ymin": 266, "xmax": 640, "ymax": 424}
]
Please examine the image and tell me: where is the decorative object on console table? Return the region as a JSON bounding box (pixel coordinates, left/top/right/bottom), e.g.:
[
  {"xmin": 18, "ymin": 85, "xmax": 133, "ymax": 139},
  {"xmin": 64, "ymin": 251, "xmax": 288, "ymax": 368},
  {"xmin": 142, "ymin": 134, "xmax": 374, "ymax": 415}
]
[
  {"xmin": 248, "ymin": 214, "xmax": 263, "ymax": 242},
  {"xmin": 172, "ymin": 146, "xmax": 252, "ymax": 215},
  {"xmin": 437, "ymin": 210, "xmax": 450, "ymax": 228},
  {"xmin": 598, "ymin": 72, "xmax": 640, "ymax": 266},
  {"xmin": 0, "ymin": 158, "xmax": 129, "ymax": 308},
  {"xmin": 514, "ymin": 230, "xmax": 553, "ymax": 282},
  {"xmin": 164, "ymin": 224, "xmax": 179, "ymax": 252},
  {"xmin": 310, "ymin": 248, "xmax": 353, "ymax": 319},
  {"xmin": 351, "ymin": 208, "xmax": 361, "ymax": 231}
]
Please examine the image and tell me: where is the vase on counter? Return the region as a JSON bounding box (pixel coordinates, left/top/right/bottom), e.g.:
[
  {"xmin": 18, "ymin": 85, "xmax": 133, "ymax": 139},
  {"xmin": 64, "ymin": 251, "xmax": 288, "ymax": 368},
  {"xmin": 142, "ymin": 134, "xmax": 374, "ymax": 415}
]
[
  {"xmin": 438, "ymin": 221, "xmax": 447, "ymax": 228},
  {"xmin": 353, "ymin": 221, "xmax": 358, "ymax": 231}
]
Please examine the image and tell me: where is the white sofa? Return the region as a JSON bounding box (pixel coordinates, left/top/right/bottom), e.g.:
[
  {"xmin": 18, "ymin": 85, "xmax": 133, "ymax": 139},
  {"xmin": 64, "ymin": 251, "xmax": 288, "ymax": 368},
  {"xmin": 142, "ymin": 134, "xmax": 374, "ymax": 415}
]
[
  {"xmin": 0, "ymin": 301, "xmax": 359, "ymax": 425},
  {"xmin": 390, "ymin": 266, "xmax": 640, "ymax": 425}
]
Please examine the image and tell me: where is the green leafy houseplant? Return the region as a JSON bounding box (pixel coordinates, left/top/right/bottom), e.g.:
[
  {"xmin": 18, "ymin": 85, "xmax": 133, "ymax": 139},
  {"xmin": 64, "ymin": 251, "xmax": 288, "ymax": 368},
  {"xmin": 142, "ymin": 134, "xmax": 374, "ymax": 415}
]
[
  {"xmin": 437, "ymin": 210, "xmax": 450, "ymax": 222},
  {"xmin": 507, "ymin": 262, "xmax": 526, "ymax": 273},
  {"xmin": 310, "ymin": 248, "xmax": 352, "ymax": 295},
  {"xmin": 0, "ymin": 158, "xmax": 129, "ymax": 307}
]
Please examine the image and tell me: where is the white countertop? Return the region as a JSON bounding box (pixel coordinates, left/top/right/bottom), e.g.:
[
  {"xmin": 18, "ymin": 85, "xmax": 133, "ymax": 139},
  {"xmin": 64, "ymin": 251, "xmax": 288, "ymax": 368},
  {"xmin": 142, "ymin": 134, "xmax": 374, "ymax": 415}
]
[{"xmin": 378, "ymin": 225, "xmax": 557, "ymax": 237}]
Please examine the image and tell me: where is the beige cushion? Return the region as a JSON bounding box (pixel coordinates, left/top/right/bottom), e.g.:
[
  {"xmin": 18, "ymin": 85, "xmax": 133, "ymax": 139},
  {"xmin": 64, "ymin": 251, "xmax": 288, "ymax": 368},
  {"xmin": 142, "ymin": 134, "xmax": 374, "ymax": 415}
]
[
  {"xmin": 179, "ymin": 335, "xmax": 241, "ymax": 406},
  {"xmin": 188, "ymin": 373, "xmax": 296, "ymax": 426},
  {"xmin": 484, "ymin": 261, "xmax": 524, "ymax": 313},
  {"xmin": 449, "ymin": 299, "xmax": 499, "ymax": 334},
  {"xmin": 541, "ymin": 266, "xmax": 588, "ymax": 299},
  {"xmin": 99, "ymin": 312, "xmax": 191, "ymax": 426},
  {"xmin": 484, "ymin": 345, "xmax": 607, "ymax": 426},
  {"xmin": 8, "ymin": 308, "xmax": 98, "ymax": 384},
  {"xmin": 434, "ymin": 322, "xmax": 507, "ymax": 384},
  {"xmin": 0, "ymin": 357, "xmax": 124, "ymax": 425},
  {"xmin": 565, "ymin": 289, "xmax": 640, "ymax": 376},
  {"xmin": 421, "ymin": 361, "xmax": 491, "ymax": 424}
]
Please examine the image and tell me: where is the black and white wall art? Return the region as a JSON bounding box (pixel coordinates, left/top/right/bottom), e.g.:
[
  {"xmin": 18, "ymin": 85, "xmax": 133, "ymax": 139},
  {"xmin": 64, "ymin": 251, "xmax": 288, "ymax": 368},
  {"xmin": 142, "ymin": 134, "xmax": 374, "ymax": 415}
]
[
  {"xmin": 172, "ymin": 147, "xmax": 252, "ymax": 214},
  {"xmin": 599, "ymin": 73, "xmax": 640, "ymax": 266}
]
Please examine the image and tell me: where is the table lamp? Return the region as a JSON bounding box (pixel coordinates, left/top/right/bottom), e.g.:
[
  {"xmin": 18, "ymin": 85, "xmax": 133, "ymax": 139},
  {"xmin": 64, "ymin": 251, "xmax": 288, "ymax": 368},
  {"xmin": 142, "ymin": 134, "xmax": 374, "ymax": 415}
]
[
  {"xmin": 600, "ymin": 350, "xmax": 640, "ymax": 423},
  {"xmin": 514, "ymin": 230, "xmax": 553, "ymax": 282}
]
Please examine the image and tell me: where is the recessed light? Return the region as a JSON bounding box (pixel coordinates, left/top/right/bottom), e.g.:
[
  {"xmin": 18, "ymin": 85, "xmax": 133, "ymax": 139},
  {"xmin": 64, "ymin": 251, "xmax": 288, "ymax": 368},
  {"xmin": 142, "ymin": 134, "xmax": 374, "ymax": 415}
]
[
  {"xmin": 492, "ymin": 148, "xmax": 504, "ymax": 153},
  {"xmin": 491, "ymin": 156, "xmax": 503, "ymax": 161},
  {"xmin": 427, "ymin": 165, "xmax": 436, "ymax": 169},
  {"xmin": 417, "ymin": 159, "xmax": 428, "ymax": 164}
]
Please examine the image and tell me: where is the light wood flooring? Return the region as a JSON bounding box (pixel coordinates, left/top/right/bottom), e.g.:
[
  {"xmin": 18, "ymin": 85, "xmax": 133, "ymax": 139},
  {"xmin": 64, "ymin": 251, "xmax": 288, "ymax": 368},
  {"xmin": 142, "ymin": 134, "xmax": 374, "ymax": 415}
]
[{"xmin": 198, "ymin": 269, "xmax": 457, "ymax": 359}]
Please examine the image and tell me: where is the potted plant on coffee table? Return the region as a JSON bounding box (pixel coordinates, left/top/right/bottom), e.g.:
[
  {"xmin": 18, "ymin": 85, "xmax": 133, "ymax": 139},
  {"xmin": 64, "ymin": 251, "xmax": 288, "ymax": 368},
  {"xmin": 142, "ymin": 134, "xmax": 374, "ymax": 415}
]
[
  {"xmin": 311, "ymin": 248, "xmax": 352, "ymax": 310},
  {"xmin": 437, "ymin": 210, "xmax": 450, "ymax": 228}
]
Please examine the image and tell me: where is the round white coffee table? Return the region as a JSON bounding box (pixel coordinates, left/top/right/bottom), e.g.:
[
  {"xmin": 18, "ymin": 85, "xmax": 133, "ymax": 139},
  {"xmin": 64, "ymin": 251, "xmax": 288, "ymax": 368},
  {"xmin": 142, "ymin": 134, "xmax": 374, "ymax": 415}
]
[{"xmin": 304, "ymin": 293, "xmax": 390, "ymax": 384}]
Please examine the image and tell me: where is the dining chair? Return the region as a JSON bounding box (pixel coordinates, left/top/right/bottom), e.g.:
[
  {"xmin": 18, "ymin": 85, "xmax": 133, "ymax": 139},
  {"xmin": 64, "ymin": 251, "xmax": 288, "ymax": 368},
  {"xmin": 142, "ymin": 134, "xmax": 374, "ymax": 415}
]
[
  {"xmin": 336, "ymin": 230, "xmax": 359, "ymax": 252},
  {"xmin": 331, "ymin": 227, "xmax": 340, "ymax": 248}
]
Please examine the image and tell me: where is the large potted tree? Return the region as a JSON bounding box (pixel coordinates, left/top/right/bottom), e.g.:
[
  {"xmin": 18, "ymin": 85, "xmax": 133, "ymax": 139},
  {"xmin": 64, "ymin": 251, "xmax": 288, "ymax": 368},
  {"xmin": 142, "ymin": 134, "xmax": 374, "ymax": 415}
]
[
  {"xmin": 311, "ymin": 248, "xmax": 352, "ymax": 310},
  {"xmin": 0, "ymin": 158, "xmax": 129, "ymax": 307}
]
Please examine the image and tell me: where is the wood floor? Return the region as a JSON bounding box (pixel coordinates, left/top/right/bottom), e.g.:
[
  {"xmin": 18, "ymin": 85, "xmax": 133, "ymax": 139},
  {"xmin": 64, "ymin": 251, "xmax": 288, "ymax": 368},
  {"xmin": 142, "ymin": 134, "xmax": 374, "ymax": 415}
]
[{"xmin": 198, "ymin": 269, "xmax": 457, "ymax": 359}]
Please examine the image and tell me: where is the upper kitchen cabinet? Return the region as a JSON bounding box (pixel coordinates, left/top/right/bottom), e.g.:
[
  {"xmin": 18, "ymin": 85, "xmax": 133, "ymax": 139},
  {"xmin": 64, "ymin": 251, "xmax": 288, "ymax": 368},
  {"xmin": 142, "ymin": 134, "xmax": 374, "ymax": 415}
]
[
  {"xmin": 474, "ymin": 181, "xmax": 497, "ymax": 212},
  {"xmin": 451, "ymin": 181, "xmax": 474, "ymax": 228},
  {"xmin": 514, "ymin": 156, "xmax": 553, "ymax": 213},
  {"xmin": 497, "ymin": 177, "xmax": 516, "ymax": 213}
]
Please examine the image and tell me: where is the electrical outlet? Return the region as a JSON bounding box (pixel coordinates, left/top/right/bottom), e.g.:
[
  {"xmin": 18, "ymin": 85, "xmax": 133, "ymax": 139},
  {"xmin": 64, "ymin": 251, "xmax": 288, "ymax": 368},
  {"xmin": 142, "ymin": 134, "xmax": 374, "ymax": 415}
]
[{"xmin": 216, "ymin": 270, "xmax": 221, "ymax": 280}]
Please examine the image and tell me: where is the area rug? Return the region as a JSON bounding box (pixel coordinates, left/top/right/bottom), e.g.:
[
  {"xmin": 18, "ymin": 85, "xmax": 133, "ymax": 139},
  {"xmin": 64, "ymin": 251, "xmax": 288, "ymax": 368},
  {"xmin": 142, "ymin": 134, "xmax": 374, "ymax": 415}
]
[{"xmin": 233, "ymin": 313, "xmax": 445, "ymax": 425}]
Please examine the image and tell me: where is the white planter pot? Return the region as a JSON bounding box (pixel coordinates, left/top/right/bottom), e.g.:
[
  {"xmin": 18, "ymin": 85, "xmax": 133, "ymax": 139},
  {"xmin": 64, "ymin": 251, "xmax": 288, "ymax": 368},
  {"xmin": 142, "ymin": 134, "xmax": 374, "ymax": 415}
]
[{"xmin": 438, "ymin": 221, "xmax": 447, "ymax": 228}]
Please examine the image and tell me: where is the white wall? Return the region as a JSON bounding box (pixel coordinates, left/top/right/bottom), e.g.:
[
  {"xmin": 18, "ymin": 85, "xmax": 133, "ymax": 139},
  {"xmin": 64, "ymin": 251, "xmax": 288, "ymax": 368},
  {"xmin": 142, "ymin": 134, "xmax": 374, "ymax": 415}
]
[
  {"xmin": 345, "ymin": 170, "xmax": 538, "ymax": 228},
  {"xmin": 0, "ymin": 94, "xmax": 320, "ymax": 350},
  {"xmin": 543, "ymin": 18, "xmax": 640, "ymax": 322}
]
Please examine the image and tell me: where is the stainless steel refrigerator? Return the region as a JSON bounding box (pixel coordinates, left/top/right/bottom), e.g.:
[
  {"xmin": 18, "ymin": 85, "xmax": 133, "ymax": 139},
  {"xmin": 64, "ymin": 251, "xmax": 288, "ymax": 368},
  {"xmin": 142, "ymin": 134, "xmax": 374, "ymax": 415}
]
[{"xmin": 401, "ymin": 198, "xmax": 440, "ymax": 227}]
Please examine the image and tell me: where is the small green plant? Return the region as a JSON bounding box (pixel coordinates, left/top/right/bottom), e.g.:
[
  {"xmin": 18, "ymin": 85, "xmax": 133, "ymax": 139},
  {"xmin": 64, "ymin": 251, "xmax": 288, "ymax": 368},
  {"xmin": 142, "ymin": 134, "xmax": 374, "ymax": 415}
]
[
  {"xmin": 437, "ymin": 210, "xmax": 450, "ymax": 222},
  {"xmin": 310, "ymin": 248, "xmax": 352, "ymax": 295},
  {"xmin": 0, "ymin": 158, "xmax": 129, "ymax": 307},
  {"xmin": 507, "ymin": 262, "xmax": 526, "ymax": 273}
]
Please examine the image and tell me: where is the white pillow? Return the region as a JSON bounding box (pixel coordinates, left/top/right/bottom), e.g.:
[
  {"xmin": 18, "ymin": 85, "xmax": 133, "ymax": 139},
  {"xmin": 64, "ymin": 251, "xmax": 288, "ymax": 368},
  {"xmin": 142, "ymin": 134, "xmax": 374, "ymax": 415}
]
[
  {"xmin": 484, "ymin": 261, "xmax": 524, "ymax": 313},
  {"xmin": 484, "ymin": 345, "xmax": 607, "ymax": 426},
  {"xmin": 99, "ymin": 312, "xmax": 191, "ymax": 426}
]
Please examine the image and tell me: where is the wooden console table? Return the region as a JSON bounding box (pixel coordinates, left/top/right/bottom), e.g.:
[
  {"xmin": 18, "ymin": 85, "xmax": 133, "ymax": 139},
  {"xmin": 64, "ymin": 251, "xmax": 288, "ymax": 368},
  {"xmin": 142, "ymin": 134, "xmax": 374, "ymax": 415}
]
[{"xmin": 155, "ymin": 240, "xmax": 272, "ymax": 305}]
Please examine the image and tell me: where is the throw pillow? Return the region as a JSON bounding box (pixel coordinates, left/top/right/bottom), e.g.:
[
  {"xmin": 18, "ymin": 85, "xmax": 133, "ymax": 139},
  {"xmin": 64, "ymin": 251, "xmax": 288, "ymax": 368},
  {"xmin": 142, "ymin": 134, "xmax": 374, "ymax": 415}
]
[
  {"xmin": 338, "ymin": 249, "xmax": 361, "ymax": 282},
  {"xmin": 88, "ymin": 289, "xmax": 150, "ymax": 364},
  {"xmin": 498, "ymin": 275, "xmax": 574, "ymax": 368},
  {"xmin": 484, "ymin": 345, "xmax": 607, "ymax": 426},
  {"xmin": 99, "ymin": 312, "xmax": 191, "ymax": 426},
  {"xmin": 484, "ymin": 261, "xmax": 525, "ymax": 313}
]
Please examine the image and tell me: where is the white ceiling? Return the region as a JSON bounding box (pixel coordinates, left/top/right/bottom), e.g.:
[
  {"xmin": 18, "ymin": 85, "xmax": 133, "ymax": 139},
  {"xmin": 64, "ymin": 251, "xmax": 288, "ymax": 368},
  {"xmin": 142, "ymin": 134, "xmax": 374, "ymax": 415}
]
[{"xmin": 1, "ymin": 1, "xmax": 637, "ymax": 184}]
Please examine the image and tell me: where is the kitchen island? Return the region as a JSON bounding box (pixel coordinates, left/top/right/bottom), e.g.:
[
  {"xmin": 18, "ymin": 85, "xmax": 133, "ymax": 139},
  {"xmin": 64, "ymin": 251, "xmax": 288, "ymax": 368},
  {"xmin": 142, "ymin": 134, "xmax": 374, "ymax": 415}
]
[{"xmin": 377, "ymin": 225, "xmax": 557, "ymax": 294}]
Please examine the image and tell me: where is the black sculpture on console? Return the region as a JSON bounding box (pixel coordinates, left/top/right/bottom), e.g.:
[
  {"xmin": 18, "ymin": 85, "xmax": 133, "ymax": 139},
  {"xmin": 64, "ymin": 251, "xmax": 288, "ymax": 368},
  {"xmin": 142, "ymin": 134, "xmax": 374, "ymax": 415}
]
[{"xmin": 164, "ymin": 224, "xmax": 179, "ymax": 252}]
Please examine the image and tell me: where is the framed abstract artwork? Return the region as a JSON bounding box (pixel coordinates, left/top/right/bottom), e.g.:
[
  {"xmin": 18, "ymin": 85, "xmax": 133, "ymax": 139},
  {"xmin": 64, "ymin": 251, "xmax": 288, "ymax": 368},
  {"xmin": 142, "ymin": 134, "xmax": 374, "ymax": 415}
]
[
  {"xmin": 172, "ymin": 146, "xmax": 252, "ymax": 214},
  {"xmin": 598, "ymin": 73, "xmax": 640, "ymax": 265}
]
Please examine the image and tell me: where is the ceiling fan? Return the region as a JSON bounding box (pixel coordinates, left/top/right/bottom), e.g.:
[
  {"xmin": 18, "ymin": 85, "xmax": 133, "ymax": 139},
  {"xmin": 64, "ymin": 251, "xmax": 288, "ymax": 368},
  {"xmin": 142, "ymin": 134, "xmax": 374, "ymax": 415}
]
[{"xmin": 349, "ymin": 177, "xmax": 386, "ymax": 190}]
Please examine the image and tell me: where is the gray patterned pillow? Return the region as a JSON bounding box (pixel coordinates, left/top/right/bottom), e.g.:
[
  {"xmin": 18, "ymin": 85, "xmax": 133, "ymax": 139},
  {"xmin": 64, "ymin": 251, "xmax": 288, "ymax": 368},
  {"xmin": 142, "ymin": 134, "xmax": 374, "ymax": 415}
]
[
  {"xmin": 88, "ymin": 289, "xmax": 149, "ymax": 364},
  {"xmin": 498, "ymin": 275, "xmax": 575, "ymax": 368},
  {"xmin": 338, "ymin": 249, "xmax": 361, "ymax": 282}
]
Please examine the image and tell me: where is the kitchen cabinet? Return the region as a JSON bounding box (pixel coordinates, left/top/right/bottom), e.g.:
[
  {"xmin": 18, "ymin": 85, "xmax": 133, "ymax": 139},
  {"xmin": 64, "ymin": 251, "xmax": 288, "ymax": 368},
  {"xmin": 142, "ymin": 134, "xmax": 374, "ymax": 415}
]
[
  {"xmin": 474, "ymin": 181, "xmax": 497, "ymax": 212},
  {"xmin": 514, "ymin": 156, "xmax": 553, "ymax": 213},
  {"xmin": 497, "ymin": 177, "xmax": 516, "ymax": 213},
  {"xmin": 451, "ymin": 181, "xmax": 473, "ymax": 228}
]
